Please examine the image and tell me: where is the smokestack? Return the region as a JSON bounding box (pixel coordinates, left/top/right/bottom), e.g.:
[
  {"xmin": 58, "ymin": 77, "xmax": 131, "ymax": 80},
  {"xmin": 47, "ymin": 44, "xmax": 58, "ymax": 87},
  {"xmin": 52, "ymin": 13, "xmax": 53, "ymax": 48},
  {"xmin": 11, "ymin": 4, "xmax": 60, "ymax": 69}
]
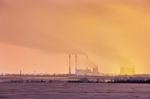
[
  {"xmin": 69, "ymin": 54, "xmax": 71, "ymax": 75},
  {"xmin": 20, "ymin": 70, "xmax": 22, "ymax": 76},
  {"xmin": 75, "ymin": 54, "xmax": 77, "ymax": 71}
]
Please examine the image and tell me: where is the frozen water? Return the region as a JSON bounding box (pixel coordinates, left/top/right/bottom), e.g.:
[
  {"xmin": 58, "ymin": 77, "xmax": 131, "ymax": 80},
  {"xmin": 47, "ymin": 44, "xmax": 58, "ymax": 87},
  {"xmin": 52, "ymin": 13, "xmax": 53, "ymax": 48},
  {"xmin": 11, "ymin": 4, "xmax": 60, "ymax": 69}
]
[{"xmin": 0, "ymin": 83, "xmax": 150, "ymax": 99}]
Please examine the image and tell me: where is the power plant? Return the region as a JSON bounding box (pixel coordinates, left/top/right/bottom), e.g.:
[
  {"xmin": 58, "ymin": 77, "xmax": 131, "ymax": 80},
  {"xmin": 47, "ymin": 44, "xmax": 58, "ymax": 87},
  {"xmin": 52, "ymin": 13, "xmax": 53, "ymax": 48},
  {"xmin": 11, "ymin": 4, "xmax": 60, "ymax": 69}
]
[
  {"xmin": 68, "ymin": 53, "xmax": 137, "ymax": 76},
  {"xmin": 68, "ymin": 53, "xmax": 100, "ymax": 76},
  {"xmin": 0, "ymin": 53, "xmax": 147, "ymax": 85}
]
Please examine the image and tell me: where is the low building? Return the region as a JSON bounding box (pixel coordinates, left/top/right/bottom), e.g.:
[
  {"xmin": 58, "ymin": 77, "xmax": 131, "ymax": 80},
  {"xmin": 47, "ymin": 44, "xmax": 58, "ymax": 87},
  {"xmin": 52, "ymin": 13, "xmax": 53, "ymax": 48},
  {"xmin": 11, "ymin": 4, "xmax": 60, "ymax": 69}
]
[
  {"xmin": 120, "ymin": 66, "xmax": 135, "ymax": 75},
  {"xmin": 75, "ymin": 66, "xmax": 99, "ymax": 76}
]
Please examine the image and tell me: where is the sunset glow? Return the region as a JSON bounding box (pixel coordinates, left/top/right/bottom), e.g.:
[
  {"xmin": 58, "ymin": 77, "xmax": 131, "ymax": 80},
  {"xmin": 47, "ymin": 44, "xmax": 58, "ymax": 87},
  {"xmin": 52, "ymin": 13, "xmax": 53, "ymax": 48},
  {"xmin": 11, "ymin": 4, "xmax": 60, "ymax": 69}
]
[{"xmin": 0, "ymin": 0, "xmax": 150, "ymax": 74}]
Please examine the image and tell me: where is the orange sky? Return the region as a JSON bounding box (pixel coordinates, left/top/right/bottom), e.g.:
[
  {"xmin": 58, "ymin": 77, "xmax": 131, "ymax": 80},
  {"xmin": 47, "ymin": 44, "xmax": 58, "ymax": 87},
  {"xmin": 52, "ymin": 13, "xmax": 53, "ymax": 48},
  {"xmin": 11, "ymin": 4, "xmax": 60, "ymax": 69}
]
[{"xmin": 0, "ymin": 0, "xmax": 150, "ymax": 74}]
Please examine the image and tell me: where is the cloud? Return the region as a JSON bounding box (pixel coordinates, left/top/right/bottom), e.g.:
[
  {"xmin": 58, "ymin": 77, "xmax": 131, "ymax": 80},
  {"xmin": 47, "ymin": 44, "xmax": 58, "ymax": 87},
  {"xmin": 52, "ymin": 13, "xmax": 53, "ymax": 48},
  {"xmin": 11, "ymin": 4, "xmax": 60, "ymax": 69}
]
[{"xmin": 0, "ymin": 0, "xmax": 150, "ymax": 66}]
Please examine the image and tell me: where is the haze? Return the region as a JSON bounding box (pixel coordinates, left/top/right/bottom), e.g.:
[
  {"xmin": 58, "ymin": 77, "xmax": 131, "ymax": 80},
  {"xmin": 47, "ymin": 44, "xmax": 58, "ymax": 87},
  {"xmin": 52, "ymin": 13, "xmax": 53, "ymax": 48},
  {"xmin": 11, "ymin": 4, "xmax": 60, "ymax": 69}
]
[{"xmin": 0, "ymin": 0, "xmax": 150, "ymax": 74}]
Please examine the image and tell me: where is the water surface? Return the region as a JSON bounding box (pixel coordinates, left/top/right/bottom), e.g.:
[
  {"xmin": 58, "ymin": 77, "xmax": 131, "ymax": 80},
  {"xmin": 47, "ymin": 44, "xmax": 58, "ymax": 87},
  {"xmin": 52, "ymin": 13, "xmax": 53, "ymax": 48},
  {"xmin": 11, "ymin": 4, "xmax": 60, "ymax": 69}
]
[{"xmin": 0, "ymin": 83, "xmax": 150, "ymax": 99}]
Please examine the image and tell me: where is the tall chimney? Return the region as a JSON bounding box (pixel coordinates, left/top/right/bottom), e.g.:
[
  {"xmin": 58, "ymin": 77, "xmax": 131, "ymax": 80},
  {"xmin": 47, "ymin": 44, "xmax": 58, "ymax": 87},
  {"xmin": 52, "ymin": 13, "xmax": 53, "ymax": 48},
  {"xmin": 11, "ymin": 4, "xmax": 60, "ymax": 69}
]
[
  {"xmin": 20, "ymin": 70, "xmax": 22, "ymax": 76},
  {"xmin": 75, "ymin": 54, "xmax": 77, "ymax": 71},
  {"xmin": 69, "ymin": 54, "xmax": 71, "ymax": 75}
]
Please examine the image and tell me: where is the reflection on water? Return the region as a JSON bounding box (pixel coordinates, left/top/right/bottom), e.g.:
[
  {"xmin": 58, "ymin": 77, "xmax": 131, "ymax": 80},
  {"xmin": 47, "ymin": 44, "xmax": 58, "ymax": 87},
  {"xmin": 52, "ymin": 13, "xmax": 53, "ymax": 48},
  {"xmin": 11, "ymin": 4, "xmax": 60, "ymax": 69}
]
[{"xmin": 0, "ymin": 83, "xmax": 150, "ymax": 99}]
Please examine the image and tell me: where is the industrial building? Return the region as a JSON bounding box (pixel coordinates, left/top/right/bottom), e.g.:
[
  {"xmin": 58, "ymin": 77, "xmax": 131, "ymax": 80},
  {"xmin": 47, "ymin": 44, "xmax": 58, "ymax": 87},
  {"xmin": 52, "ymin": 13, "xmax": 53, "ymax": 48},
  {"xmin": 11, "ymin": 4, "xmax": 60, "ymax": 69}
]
[
  {"xmin": 120, "ymin": 66, "xmax": 135, "ymax": 75},
  {"xmin": 68, "ymin": 53, "xmax": 100, "ymax": 76},
  {"xmin": 75, "ymin": 66, "xmax": 99, "ymax": 76}
]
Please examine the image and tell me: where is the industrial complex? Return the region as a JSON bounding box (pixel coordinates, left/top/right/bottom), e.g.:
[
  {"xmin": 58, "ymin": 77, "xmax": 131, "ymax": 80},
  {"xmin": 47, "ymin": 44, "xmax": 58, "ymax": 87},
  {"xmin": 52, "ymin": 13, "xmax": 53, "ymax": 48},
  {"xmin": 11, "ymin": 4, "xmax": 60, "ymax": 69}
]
[
  {"xmin": 68, "ymin": 53, "xmax": 135, "ymax": 76},
  {"xmin": 68, "ymin": 53, "xmax": 100, "ymax": 76},
  {"xmin": 0, "ymin": 53, "xmax": 143, "ymax": 84}
]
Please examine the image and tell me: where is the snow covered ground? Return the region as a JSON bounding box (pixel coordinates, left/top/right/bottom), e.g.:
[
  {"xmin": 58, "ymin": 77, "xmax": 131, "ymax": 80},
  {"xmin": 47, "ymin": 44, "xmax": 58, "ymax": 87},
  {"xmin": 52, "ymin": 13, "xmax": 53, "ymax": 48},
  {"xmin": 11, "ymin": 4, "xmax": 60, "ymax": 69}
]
[{"xmin": 0, "ymin": 83, "xmax": 150, "ymax": 99}]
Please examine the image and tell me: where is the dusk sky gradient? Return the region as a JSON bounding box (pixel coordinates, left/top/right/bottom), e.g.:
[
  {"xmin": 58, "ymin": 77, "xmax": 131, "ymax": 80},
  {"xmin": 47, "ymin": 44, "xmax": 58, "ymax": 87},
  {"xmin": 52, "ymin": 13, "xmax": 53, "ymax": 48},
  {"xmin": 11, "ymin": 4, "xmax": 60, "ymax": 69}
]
[{"xmin": 0, "ymin": 0, "xmax": 150, "ymax": 74}]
